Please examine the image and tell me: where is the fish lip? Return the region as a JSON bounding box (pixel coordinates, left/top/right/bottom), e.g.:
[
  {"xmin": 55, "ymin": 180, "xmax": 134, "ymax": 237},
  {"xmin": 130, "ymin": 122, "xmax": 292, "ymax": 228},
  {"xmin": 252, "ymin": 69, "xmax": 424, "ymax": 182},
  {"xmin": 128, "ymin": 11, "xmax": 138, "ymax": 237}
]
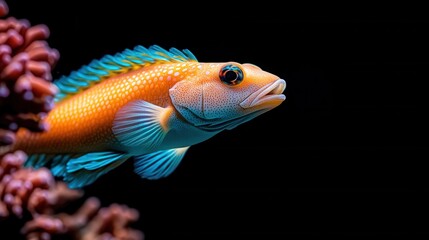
[{"xmin": 240, "ymin": 79, "xmax": 286, "ymax": 109}]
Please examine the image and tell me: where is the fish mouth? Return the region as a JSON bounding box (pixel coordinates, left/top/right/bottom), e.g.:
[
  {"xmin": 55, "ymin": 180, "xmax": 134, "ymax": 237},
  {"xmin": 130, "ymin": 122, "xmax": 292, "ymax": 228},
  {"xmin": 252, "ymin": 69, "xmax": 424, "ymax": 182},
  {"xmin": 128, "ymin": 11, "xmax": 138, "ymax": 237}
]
[{"xmin": 240, "ymin": 79, "xmax": 286, "ymax": 109}]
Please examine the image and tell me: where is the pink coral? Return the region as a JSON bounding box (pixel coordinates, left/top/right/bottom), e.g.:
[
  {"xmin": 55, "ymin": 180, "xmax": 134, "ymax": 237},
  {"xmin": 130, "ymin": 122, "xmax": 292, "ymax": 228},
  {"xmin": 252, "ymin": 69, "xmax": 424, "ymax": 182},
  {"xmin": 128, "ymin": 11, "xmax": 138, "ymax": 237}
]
[
  {"xmin": 22, "ymin": 198, "xmax": 143, "ymax": 240},
  {"xmin": 0, "ymin": 0, "xmax": 59, "ymax": 146},
  {"xmin": 0, "ymin": 150, "xmax": 80, "ymax": 218},
  {"xmin": 1, "ymin": 151, "xmax": 143, "ymax": 240},
  {"xmin": 0, "ymin": 1, "xmax": 143, "ymax": 239}
]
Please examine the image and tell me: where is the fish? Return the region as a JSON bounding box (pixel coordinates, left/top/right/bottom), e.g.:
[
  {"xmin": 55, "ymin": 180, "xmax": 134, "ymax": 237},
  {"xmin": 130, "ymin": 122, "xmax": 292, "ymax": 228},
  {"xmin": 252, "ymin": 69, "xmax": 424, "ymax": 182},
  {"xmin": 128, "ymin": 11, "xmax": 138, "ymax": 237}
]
[{"xmin": 0, "ymin": 45, "xmax": 286, "ymax": 188}]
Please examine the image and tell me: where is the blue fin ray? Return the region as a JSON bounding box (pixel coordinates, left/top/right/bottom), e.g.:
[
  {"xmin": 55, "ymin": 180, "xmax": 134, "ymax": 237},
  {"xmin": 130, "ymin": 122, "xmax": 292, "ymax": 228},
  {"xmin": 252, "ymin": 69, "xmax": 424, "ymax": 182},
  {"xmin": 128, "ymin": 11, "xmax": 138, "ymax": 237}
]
[
  {"xmin": 50, "ymin": 155, "xmax": 73, "ymax": 177},
  {"xmin": 82, "ymin": 65, "xmax": 109, "ymax": 76},
  {"xmin": 113, "ymin": 100, "xmax": 170, "ymax": 149},
  {"xmin": 60, "ymin": 76, "xmax": 91, "ymax": 87},
  {"xmin": 134, "ymin": 147, "xmax": 189, "ymax": 180},
  {"xmin": 24, "ymin": 152, "xmax": 129, "ymax": 189},
  {"xmin": 25, "ymin": 153, "xmax": 79, "ymax": 177},
  {"xmin": 63, "ymin": 152, "xmax": 130, "ymax": 189},
  {"xmin": 25, "ymin": 154, "xmax": 51, "ymax": 169},
  {"xmin": 66, "ymin": 152, "xmax": 126, "ymax": 172}
]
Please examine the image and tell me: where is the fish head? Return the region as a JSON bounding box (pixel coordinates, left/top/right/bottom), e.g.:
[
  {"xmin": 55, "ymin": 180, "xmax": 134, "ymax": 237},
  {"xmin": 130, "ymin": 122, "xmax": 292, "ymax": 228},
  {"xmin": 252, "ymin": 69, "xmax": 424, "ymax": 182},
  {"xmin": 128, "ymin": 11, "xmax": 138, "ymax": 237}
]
[{"xmin": 169, "ymin": 62, "xmax": 286, "ymax": 132}]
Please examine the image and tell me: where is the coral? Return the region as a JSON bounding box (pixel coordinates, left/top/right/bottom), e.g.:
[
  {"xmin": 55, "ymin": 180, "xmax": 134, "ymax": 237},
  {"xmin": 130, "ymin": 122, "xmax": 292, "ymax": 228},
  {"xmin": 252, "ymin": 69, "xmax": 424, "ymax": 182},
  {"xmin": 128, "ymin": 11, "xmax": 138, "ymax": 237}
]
[
  {"xmin": 0, "ymin": 1, "xmax": 144, "ymax": 239},
  {"xmin": 1, "ymin": 151, "xmax": 144, "ymax": 240},
  {"xmin": 0, "ymin": 0, "xmax": 59, "ymax": 146}
]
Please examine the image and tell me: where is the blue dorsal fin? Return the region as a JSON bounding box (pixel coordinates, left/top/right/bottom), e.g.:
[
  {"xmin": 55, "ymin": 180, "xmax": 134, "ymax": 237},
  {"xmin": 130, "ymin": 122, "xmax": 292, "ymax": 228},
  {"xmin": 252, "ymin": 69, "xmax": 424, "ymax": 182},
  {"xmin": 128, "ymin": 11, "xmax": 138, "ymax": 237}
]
[{"xmin": 54, "ymin": 45, "xmax": 198, "ymax": 102}]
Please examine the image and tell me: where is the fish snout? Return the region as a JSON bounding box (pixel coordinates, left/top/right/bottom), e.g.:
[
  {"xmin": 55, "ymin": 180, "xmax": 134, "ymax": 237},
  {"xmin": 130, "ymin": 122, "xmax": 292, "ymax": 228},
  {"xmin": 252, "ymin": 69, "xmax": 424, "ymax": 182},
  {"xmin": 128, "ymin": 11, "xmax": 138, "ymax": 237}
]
[{"xmin": 240, "ymin": 79, "xmax": 286, "ymax": 109}]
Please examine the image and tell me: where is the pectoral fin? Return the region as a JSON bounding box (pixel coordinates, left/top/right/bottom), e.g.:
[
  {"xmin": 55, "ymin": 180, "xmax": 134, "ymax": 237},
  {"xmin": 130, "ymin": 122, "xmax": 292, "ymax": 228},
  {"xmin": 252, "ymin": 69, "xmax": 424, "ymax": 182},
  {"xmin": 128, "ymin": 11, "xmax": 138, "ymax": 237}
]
[
  {"xmin": 113, "ymin": 100, "xmax": 173, "ymax": 149},
  {"xmin": 134, "ymin": 147, "xmax": 190, "ymax": 180}
]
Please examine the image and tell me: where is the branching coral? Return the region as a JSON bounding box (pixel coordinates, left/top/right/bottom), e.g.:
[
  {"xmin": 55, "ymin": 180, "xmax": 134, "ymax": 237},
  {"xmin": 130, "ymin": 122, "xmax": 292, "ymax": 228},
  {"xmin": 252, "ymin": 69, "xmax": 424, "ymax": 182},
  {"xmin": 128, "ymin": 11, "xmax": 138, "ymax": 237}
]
[
  {"xmin": 0, "ymin": 1, "xmax": 144, "ymax": 239},
  {"xmin": 1, "ymin": 151, "xmax": 144, "ymax": 240},
  {"xmin": 0, "ymin": 0, "xmax": 58, "ymax": 146}
]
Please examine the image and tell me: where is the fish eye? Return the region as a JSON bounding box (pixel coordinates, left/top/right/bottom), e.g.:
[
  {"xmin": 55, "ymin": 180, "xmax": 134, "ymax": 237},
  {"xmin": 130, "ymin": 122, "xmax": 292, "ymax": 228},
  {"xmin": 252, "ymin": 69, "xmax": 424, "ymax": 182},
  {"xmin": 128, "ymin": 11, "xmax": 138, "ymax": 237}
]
[{"xmin": 219, "ymin": 64, "xmax": 244, "ymax": 86}]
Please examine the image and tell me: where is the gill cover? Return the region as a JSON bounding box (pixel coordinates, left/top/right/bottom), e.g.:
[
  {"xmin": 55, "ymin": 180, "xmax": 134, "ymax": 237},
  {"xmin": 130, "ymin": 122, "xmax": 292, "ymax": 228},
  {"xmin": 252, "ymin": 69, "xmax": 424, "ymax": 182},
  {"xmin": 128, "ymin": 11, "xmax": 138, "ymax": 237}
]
[
  {"xmin": 169, "ymin": 79, "xmax": 206, "ymax": 125},
  {"xmin": 169, "ymin": 63, "xmax": 254, "ymax": 130}
]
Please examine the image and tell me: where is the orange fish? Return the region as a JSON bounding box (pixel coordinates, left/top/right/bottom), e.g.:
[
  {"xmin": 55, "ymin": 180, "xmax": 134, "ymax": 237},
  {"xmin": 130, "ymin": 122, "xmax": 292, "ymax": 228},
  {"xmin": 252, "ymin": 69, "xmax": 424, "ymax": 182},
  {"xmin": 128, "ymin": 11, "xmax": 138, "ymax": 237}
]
[{"xmin": 2, "ymin": 45, "xmax": 286, "ymax": 188}]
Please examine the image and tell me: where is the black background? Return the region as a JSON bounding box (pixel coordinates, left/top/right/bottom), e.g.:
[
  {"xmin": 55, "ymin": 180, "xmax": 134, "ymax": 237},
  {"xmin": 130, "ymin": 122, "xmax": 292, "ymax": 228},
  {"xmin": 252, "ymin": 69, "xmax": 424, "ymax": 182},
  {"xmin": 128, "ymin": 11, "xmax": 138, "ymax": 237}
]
[{"xmin": 3, "ymin": 1, "xmax": 428, "ymax": 239}]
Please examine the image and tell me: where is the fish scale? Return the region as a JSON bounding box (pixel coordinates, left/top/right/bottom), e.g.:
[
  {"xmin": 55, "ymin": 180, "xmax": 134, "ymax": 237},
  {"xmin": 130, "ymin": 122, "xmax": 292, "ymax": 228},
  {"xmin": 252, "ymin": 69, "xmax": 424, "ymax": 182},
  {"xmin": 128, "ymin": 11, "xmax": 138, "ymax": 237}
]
[{"xmin": 16, "ymin": 62, "xmax": 200, "ymax": 154}]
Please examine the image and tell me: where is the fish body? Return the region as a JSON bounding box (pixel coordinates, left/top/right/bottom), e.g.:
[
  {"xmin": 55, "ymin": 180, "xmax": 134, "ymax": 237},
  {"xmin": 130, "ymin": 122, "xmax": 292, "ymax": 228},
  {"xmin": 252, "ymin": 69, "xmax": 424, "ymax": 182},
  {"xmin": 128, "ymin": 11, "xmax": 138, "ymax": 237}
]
[
  {"xmin": 16, "ymin": 62, "xmax": 202, "ymax": 154},
  {"xmin": 4, "ymin": 45, "xmax": 286, "ymax": 188}
]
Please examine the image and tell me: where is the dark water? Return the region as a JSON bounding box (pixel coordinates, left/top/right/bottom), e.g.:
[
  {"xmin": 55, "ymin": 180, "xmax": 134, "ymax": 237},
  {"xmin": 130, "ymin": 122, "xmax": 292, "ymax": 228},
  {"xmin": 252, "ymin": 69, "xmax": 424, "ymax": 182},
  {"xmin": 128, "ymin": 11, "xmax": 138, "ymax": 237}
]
[{"xmin": 3, "ymin": 1, "xmax": 428, "ymax": 239}]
